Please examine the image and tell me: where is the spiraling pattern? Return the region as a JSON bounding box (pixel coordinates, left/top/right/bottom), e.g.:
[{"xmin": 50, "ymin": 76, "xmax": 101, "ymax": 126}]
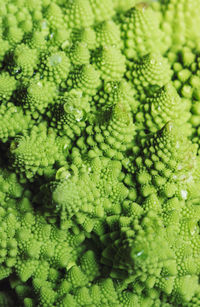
[{"xmin": 0, "ymin": 1, "xmax": 199, "ymax": 306}]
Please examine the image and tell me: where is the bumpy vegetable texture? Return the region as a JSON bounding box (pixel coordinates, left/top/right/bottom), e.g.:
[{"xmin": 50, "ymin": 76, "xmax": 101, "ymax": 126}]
[{"xmin": 1, "ymin": 0, "xmax": 200, "ymax": 306}]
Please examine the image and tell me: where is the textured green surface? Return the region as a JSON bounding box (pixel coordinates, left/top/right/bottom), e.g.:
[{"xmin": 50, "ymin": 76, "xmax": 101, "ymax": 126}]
[{"xmin": 0, "ymin": 0, "xmax": 200, "ymax": 306}]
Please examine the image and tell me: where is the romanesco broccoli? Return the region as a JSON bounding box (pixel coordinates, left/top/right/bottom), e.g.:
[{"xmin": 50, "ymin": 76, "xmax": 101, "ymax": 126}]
[{"xmin": 0, "ymin": 0, "xmax": 200, "ymax": 306}]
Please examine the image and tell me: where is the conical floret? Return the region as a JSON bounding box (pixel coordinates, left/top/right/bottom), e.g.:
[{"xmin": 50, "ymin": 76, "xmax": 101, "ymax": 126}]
[
  {"xmin": 65, "ymin": 0, "xmax": 94, "ymax": 28},
  {"xmin": 135, "ymin": 83, "xmax": 191, "ymax": 134},
  {"xmin": 132, "ymin": 122, "xmax": 199, "ymax": 202},
  {"xmin": 120, "ymin": 3, "xmax": 167, "ymax": 60},
  {"xmin": 93, "ymin": 46, "xmax": 126, "ymax": 81}
]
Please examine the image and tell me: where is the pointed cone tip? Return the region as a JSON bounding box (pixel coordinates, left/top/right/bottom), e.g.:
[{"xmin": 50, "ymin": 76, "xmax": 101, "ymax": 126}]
[
  {"xmin": 135, "ymin": 2, "xmax": 149, "ymax": 11},
  {"xmin": 163, "ymin": 82, "xmax": 177, "ymax": 95},
  {"xmin": 143, "ymin": 52, "xmax": 164, "ymax": 65},
  {"xmin": 164, "ymin": 121, "xmax": 174, "ymax": 133},
  {"xmin": 161, "ymin": 121, "xmax": 182, "ymax": 139}
]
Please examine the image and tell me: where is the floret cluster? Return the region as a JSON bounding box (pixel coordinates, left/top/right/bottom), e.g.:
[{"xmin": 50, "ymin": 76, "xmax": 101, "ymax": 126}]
[{"xmin": 1, "ymin": 0, "xmax": 200, "ymax": 306}]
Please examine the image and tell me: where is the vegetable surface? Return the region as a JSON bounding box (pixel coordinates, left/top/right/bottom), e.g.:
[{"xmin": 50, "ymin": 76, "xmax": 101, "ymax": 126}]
[{"xmin": 0, "ymin": 0, "xmax": 200, "ymax": 306}]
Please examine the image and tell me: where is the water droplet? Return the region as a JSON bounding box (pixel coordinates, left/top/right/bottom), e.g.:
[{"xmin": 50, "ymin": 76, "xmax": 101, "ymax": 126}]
[
  {"xmin": 150, "ymin": 59, "xmax": 156, "ymax": 65},
  {"xmin": 13, "ymin": 68, "xmax": 20, "ymax": 75},
  {"xmin": 56, "ymin": 167, "xmax": 71, "ymax": 180},
  {"xmin": 136, "ymin": 251, "xmax": 144, "ymax": 257},
  {"xmin": 74, "ymin": 109, "xmax": 83, "ymax": 122},
  {"xmin": 181, "ymin": 190, "xmax": 188, "ymax": 200},
  {"xmin": 177, "ymin": 164, "xmax": 182, "ymax": 170},
  {"xmin": 41, "ymin": 20, "xmax": 48, "ymax": 29},
  {"xmin": 49, "ymin": 54, "xmax": 62, "ymax": 66},
  {"xmin": 64, "ymin": 104, "xmax": 83, "ymax": 122},
  {"xmin": 62, "ymin": 40, "xmax": 70, "ymax": 49},
  {"xmin": 37, "ymin": 82, "xmax": 42, "ymax": 87}
]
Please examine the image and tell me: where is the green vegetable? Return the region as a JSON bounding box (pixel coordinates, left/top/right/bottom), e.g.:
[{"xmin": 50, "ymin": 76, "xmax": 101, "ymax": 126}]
[{"xmin": 0, "ymin": 0, "xmax": 200, "ymax": 306}]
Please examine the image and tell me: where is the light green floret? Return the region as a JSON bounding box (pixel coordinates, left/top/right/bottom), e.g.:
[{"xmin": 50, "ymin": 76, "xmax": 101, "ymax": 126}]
[
  {"xmin": 184, "ymin": 287, "xmax": 200, "ymax": 307},
  {"xmin": 64, "ymin": 0, "xmax": 94, "ymax": 29},
  {"xmin": 95, "ymin": 159, "xmax": 128, "ymax": 206},
  {"xmin": 88, "ymin": 0, "xmax": 115, "ymax": 23},
  {"xmin": 93, "ymin": 46, "xmax": 126, "ymax": 81},
  {"xmin": 129, "ymin": 122, "xmax": 200, "ymax": 203},
  {"xmin": 160, "ymin": 0, "xmax": 200, "ymax": 50},
  {"xmin": 101, "ymin": 211, "xmax": 176, "ymax": 295},
  {"xmin": 34, "ymin": 18, "xmax": 50, "ymax": 38},
  {"xmin": 0, "ymin": 170, "xmax": 24, "ymax": 204},
  {"xmin": 24, "ymin": 0, "xmax": 43, "ymax": 11},
  {"xmin": 167, "ymin": 201, "xmax": 200, "ymax": 302},
  {"xmin": 44, "ymin": 3, "xmax": 65, "ymax": 30},
  {"xmin": 51, "ymin": 28, "xmax": 70, "ymax": 49},
  {"xmin": 0, "ymin": 38, "xmax": 10, "ymax": 65},
  {"xmin": 95, "ymin": 20, "xmax": 122, "ymax": 48},
  {"xmin": 68, "ymin": 42, "xmax": 90, "ymax": 65},
  {"xmin": 9, "ymin": 123, "xmax": 68, "ymax": 178},
  {"xmin": 26, "ymin": 31, "xmax": 47, "ymax": 51},
  {"xmin": 57, "ymin": 278, "xmax": 120, "ymax": 307},
  {"xmin": 191, "ymin": 127, "xmax": 200, "ymax": 155},
  {"xmin": 12, "ymin": 5, "xmax": 33, "ymax": 33},
  {"xmin": 67, "ymin": 64, "xmax": 101, "ymax": 96},
  {"xmin": 3, "ymin": 11, "xmax": 17, "ymax": 29},
  {"xmin": 50, "ymin": 90, "xmax": 89, "ymax": 138},
  {"xmin": 52, "ymin": 173, "xmax": 103, "ymax": 231},
  {"xmin": 167, "ymin": 46, "xmax": 200, "ymax": 148},
  {"xmin": 127, "ymin": 52, "xmax": 172, "ymax": 99},
  {"xmin": 113, "ymin": 0, "xmax": 138, "ymax": 12},
  {"xmin": 79, "ymin": 250, "xmax": 100, "ymax": 281},
  {"xmin": 66, "ymin": 154, "xmax": 128, "ymax": 213},
  {"xmin": 0, "ymin": 186, "xmax": 32, "ymax": 280},
  {"xmin": 10, "ymin": 44, "xmax": 38, "ymax": 80},
  {"xmin": 0, "ymin": 210, "xmax": 19, "ymax": 280},
  {"xmin": 0, "ymin": 102, "xmax": 31, "ymax": 143},
  {"xmin": 23, "ymin": 80, "xmax": 57, "ymax": 113},
  {"xmin": 135, "ymin": 83, "xmax": 191, "ymax": 135},
  {"xmin": 120, "ymin": 3, "xmax": 167, "ymax": 60},
  {"xmin": 6, "ymin": 26, "xmax": 24, "ymax": 45},
  {"xmin": 0, "ymin": 72, "xmax": 16, "ymax": 102},
  {"xmin": 167, "ymin": 45, "xmax": 200, "ymax": 133},
  {"xmin": 170, "ymin": 46, "xmax": 200, "ymax": 101},
  {"xmin": 1, "ymin": 0, "xmax": 200, "ymax": 305},
  {"xmin": 0, "ymin": 206, "xmax": 84, "ymax": 298},
  {"xmin": 71, "ymin": 27, "xmax": 96, "ymax": 50},
  {"xmin": 93, "ymin": 79, "xmax": 137, "ymax": 113},
  {"xmin": 78, "ymin": 101, "xmax": 135, "ymax": 160},
  {"xmin": 39, "ymin": 50, "xmax": 70, "ymax": 85}
]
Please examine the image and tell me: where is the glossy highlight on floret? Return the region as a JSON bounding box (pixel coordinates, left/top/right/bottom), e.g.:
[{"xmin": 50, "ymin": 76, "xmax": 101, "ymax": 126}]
[{"xmin": 0, "ymin": 0, "xmax": 200, "ymax": 306}]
